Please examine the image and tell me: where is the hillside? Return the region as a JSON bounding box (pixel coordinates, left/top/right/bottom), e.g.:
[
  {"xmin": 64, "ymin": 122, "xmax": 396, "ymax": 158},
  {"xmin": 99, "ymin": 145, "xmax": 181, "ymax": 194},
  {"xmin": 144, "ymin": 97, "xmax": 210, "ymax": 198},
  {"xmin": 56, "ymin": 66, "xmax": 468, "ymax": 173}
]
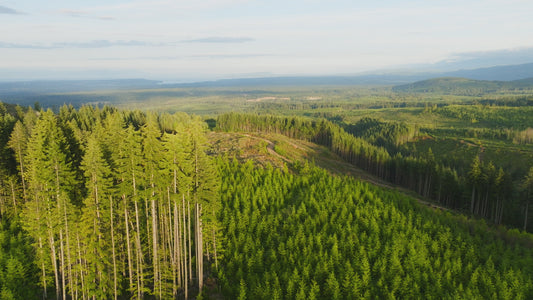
[
  {"xmin": 392, "ymin": 77, "xmax": 533, "ymax": 94},
  {"xmin": 208, "ymin": 130, "xmax": 533, "ymax": 298},
  {"xmin": 209, "ymin": 131, "xmax": 390, "ymax": 185},
  {"xmin": 217, "ymin": 145, "xmax": 533, "ymax": 299}
]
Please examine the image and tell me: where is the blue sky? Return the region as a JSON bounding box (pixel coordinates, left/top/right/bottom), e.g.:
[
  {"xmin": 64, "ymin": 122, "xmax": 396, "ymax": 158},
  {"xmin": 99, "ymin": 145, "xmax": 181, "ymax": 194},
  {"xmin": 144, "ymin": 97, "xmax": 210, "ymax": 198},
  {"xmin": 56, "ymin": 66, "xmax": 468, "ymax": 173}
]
[{"xmin": 1, "ymin": 0, "xmax": 533, "ymax": 81}]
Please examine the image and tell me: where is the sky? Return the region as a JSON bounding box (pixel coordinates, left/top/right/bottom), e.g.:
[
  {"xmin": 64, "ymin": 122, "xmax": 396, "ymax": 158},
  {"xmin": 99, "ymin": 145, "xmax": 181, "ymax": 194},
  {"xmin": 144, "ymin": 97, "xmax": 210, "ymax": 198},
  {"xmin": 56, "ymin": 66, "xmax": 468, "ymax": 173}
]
[{"xmin": 1, "ymin": 0, "xmax": 533, "ymax": 81}]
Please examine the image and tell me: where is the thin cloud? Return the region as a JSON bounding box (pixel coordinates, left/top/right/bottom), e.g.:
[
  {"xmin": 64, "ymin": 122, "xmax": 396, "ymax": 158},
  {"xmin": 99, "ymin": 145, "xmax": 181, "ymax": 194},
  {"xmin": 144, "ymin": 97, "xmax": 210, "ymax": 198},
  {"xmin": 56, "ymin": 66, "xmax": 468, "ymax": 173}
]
[
  {"xmin": 0, "ymin": 42, "xmax": 44, "ymax": 49},
  {"xmin": 89, "ymin": 53, "xmax": 275, "ymax": 61},
  {"xmin": 97, "ymin": 16, "xmax": 115, "ymax": 21},
  {"xmin": 0, "ymin": 5, "xmax": 24, "ymax": 14},
  {"xmin": 182, "ymin": 37, "xmax": 255, "ymax": 43},
  {"xmin": 59, "ymin": 9, "xmax": 88, "ymax": 17},
  {"xmin": 58, "ymin": 9, "xmax": 115, "ymax": 21},
  {"xmin": 190, "ymin": 53, "xmax": 273, "ymax": 59},
  {"xmin": 0, "ymin": 40, "xmax": 155, "ymax": 49},
  {"xmin": 59, "ymin": 40, "xmax": 149, "ymax": 48}
]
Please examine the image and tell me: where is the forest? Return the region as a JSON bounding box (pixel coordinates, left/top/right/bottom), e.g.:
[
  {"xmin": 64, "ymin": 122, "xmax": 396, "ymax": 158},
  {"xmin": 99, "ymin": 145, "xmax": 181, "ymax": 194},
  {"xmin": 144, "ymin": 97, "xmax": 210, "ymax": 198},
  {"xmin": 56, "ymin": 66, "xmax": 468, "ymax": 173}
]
[
  {"xmin": 0, "ymin": 80, "xmax": 532, "ymax": 299},
  {"xmin": 0, "ymin": 105, "xmax": 219, "ymax": 299}
]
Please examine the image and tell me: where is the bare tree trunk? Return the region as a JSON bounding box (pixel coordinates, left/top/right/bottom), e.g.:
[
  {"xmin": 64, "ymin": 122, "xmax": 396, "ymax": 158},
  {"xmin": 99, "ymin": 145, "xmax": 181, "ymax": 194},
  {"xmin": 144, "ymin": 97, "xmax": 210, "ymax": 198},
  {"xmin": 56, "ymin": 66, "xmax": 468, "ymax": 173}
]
[
  {"xmin": 132, "ymin": 159, "xmax": 137, "ymax": 196},
  {"xmin": 39, "ymin": 237, "xmax": 48, "ymax": 299},
  {"xmin": 61, "ymin": 198, "xmax": 73, "ymax": 298},
  {"xmin": 178, "ymin": 198, "xmax": 183, "ymax": 288},
  {"xmin": 188, "ymin": 200, "xmax": 192, "ymax": 284},
  {"xmin": 160, "ymin": 194, "xmax": 169, "ymax": 298},
  {"xmin": 110, "ymin": 197, "xmax": 118, "ymax": 300},
  {"xmin": 164, "ymin": 188, "xmax": 176, "ymax": 298},
  {"xmin": 152, "ymin": 199, "xmax": 159, "ymax": 298},
  {"xmin": 59, "ymin": 230, "xmax": 66, "ymax": 300},
  {"xmin": 49, "ymin": 233, "xmax": 60, "ymax": 300},
  {"xmin": 123, "ymin": 196, "xmax": 134, "ymax": 295},
  {"xmin": 76, "ymin": 232, "xmax": 86, "ymax": 300},
  {"xmin": 173, "ymin": 164, "xmax": 177, "ymax": 194},
  {"xmin": 198, "ymin": 203, "xmax": 203, "ymax": 291},
  {"xmin": 195, "ymin": 202, "xmax": 199, "ymax": 288},
  {"xmin": 183, "ymin": 196, "xmax": 188, "ymax": 300},
  {"xmin": 213, "ymin": 214, "xmax": 218, "ymax": 270},
  {"xmin": 174, "ymin": 201, "xmax": 180, "ymax": 297},
  {"xmin": 134, "ymin": 200, "xmax": 144, "ymax": 299},
  {"xmin": 145, "ymin": 200, "xmax": 152, "ymax": 261}
]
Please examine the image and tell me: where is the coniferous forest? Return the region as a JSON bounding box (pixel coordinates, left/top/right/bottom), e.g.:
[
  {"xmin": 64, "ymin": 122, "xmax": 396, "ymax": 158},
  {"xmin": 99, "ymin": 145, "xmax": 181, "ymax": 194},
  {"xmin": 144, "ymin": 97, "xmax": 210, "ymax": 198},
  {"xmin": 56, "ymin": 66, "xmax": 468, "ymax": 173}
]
[
  {"xmin": 3, "ymin": 0, "xmax": 533, "ymax": 298},
  {"xmin": 0, "ymin": 97, "xmax": 532, "ymax": 299},
  {"xmin": 0, "ymin": 106, "xmax": 218, "ymax": 299}
]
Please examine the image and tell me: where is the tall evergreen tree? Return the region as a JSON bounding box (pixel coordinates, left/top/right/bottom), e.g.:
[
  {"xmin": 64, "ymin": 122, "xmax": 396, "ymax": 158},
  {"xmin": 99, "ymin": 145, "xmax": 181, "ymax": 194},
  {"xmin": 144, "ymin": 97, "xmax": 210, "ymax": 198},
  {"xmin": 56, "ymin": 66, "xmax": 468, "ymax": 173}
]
[
  {"xmin": 79, "ymin": 130, "xmax": 115, "ymax": 298},
  {"xmin": 23, "ymin": 110, "xmax": 78, "ymax": 300},
  {"xmin": 8, "ymin": 121, "xmax": 29, "ymax": 201}
]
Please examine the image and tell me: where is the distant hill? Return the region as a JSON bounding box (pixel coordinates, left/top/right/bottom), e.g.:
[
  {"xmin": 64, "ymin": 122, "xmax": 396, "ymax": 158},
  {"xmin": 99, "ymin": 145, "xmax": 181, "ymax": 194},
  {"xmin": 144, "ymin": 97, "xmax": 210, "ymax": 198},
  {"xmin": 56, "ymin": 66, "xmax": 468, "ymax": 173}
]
[
  {"xmin": 165, "ymin": 74, "xmax": 430, "ymax": 88},
  {"xmin": 392, "ymin": 77, "xmax": 533, "ymax": 94},
  {"xmin": 443, "ymin": 63, "xmax": 533, "ymax": 81}
]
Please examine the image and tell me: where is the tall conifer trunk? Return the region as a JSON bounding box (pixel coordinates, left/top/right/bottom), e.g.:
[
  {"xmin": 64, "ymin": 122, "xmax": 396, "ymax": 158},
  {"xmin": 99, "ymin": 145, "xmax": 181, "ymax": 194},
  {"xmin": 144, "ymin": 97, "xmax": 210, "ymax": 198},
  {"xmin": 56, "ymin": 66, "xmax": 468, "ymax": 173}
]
[
  {"xmin": 59, "ymin": 230, "xmax": 66, "ymax": 300},
  {"xmin": 39, "ymin": 237, "xmax": 47, "ymax": 299},
  {"xmin": 49, "ymin": 233, "xmax": 60, "ymax": 300},
  {"xmin": 123, "ymin": 195, "xmax": 134, "ymax": 295},
  {"xmin": 134, "ymin": 200, "xmax": 144, "ymax": 299},
  {"xmin": 188, "ymin": 199, "xmax": 192, "ymax": 283},
  {"xmin": 183, "ymin": 196, "xmax": 188, "ymax": 300},
  {"xmin": 151, "ymin": 199, "xmax": 159, "ymax": 298},
  {"xmin": 110, "ymin": 196, "xmax": 118, "ymax": 300}
]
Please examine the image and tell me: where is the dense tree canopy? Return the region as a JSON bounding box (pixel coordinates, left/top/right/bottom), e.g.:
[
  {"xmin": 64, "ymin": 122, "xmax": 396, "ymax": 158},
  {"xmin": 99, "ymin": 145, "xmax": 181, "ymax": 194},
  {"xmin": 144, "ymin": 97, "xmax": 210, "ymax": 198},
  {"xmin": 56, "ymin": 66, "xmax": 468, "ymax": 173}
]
[
  {"xmin": 215, "ymin": 112, "xmax": 529, "ymax": 229},
  {"xmin": 0, "ymin": 105, "xmax": 532, "ymax": 299},
  {"xmin": 0, "ymin": 105, "xmax": 219, "ymax": 299},
  {"xmin": 217, "ymin": 159, "xmax": 533, "ymax": 299}
]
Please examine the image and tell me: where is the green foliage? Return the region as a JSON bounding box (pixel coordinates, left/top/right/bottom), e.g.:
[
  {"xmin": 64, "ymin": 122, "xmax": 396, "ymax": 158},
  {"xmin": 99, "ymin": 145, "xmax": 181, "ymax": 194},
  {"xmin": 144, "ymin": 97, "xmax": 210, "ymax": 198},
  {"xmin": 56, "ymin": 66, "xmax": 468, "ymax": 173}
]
[
  {"xmin": 217, "ymin": 160, "xmax": 533, "ymax": 299},
  {"xmin": 344, "ymin": 117, "xmax": 417, "ymax": 151},
  {"xmin": 216, "ymin": 112, "xmax": 533, "ymax": 230},
  {"xmin": 0, "ymin": 105, "xmax": 220, "ymax": 299},
  {"xmin": 0, "ymin": 218, "xmax": 40, "ymax": 299},
  {"xmin": 0, "ymin": 99, "xmax": 532, "ymax": 299},
  {"xmin": 435, "ymin": 105, "xmax": 533, "ymax": 129}
]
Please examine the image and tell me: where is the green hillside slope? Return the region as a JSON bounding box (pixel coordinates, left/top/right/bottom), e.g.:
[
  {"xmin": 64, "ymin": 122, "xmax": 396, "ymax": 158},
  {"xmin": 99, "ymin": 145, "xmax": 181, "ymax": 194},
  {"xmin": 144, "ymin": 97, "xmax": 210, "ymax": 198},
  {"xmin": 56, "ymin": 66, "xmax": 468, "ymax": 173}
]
[{"xmin": 216, "ymin": 160, "xmax": 533, "ymax": 299}]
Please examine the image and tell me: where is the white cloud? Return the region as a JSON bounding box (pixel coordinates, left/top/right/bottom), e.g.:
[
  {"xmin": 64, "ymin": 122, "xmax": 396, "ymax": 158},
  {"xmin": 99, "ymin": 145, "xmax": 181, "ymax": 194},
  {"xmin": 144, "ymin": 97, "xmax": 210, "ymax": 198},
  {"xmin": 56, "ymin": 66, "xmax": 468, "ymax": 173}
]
[
  {"xmin": 181, "ymin": 37, "xmax": 254, "ymax": 43},
  {"xmin": 0, "ymin": 40, "xmax": 155, "ymax": 49},
  {"xmin": 57, "ymin": 9, "xmax": 115, "ymax": 20}
]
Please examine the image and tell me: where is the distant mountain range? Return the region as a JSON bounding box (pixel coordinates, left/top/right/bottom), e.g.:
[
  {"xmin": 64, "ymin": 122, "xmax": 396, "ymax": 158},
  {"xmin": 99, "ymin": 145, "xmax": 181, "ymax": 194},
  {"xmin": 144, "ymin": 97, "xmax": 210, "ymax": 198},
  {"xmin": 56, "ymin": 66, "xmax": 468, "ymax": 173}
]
[
  {"xmin": 165, "ymin": 62, "xmax": 533, "ymax": 87},
  {"xmin": 392, "ymin": 77, "xmax": 533, "ymax": 94},
  {"xmin": 442, "ymin": 63, "xmax": 533, "ymax": 81},
  {"xmin": 1, "ymin": 63, "xmax": 533, "ymax": 97}
]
